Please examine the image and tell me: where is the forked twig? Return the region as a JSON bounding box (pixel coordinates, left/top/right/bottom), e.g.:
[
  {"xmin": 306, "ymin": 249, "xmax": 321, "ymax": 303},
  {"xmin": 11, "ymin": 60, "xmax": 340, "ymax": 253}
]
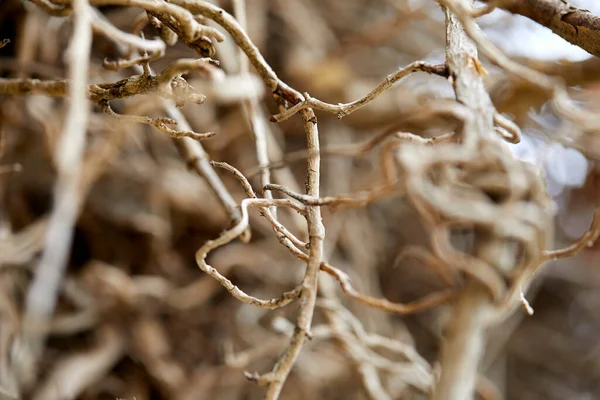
[{"xmin": 270, "ymin": 62, "xmax": 448, "ymax": 122}]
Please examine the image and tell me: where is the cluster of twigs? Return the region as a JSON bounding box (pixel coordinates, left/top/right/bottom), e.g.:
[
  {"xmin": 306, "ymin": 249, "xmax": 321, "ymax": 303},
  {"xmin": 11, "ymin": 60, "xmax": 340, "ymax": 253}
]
[{"xmin": 2, "ymin": 0, "xmax": 600, "ymax": 399}]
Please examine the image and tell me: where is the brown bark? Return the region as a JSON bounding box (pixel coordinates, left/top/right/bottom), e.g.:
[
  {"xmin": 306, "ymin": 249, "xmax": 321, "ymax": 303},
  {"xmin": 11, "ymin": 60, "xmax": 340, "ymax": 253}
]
[{"xmin": 486, "ymin": 0, "xmax": 600, "ymax": 58}]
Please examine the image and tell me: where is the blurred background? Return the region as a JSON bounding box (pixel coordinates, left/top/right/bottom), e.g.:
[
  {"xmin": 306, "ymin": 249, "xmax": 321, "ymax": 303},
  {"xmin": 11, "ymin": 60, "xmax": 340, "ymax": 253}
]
[{"xmin": 1, "ymin": 0, "xmax": 600, "ymax": 399}]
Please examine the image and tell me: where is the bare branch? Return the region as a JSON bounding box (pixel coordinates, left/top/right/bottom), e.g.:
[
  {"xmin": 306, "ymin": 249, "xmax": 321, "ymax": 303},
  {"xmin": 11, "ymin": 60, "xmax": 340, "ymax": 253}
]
[
  {"xmin": 270, "ymin": 62, "xmax": 448, "ymax": 122},
  {"xmin": 479, "ymin": 0, "xmax": 600, "ymax": 58},
  {"xmin": 264, "ymin": 183, "xmax": 398, "ymax": 209},
  {"xmin": 195, "ymin": 198, "xmax": 305, "ymax": 309},
  {"xmin": 320, "ymin": 263, "xmax": 454, "ymax": 314},
  {"xmin": 99, "ymin": 101, "xmax": 215, "ymax": 141},
  {"xmin": 263, "ymin": 108, "xmax": 325, "ymax": 399},
  {"xmin": 0, "ymin": 58, "xmax": 210, "ymax": 107}
]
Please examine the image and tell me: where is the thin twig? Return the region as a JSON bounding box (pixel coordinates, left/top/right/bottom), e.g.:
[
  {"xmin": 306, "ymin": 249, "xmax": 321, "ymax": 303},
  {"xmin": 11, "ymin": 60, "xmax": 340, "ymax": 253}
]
[
  {"xmin": 320, "ymin": 263, "xmax": 454, "ymax": 314},
  {"xmin": 430, "ymin": 6, "xmax": 502, "ymax": 400},
  {"xmin": 99, "ymin": 101, "xmax": 215, "ymax": 141},
  {"xmin": 264, "ymin": 183, "xmax": 399, "ymax": 209},
  {"xmin": 195, "ymin": 197, "xmax": 305, "ymax": 309},
  {"xmin": 234, "ymin": 0, "xmax": 275, "ymax": 216},
  {"xmin": 270, "ymin": 62, "xmax": 448, "ymax": 122}
]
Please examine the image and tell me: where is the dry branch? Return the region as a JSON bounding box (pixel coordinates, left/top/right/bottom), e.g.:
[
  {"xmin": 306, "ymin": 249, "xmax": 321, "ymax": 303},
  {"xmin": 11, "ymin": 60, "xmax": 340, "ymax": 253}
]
[
  {"xmin": 2, "ymin": 0, "xmax": 597, "ymax": 399},
  {"xmin": 480, "ymin": 0, "xmax": 600, "ymax": 58}
]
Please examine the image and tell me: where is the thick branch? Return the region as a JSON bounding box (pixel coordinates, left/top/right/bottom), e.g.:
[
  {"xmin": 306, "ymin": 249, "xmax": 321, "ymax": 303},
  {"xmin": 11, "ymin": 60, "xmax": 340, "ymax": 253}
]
[
  {"xmin": 432, "ymin": 6, "xmax": 499, "ymax": 400},
  {"xmin": 483, "ymin": 0, "xmax": 600, "ymax": 58}
]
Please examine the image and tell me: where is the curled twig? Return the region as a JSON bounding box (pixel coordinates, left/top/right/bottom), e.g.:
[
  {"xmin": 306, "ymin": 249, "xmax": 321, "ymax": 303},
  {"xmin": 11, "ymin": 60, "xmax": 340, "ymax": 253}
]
[
  {"xmin": 195, "ymin": 198, "xmax": 305, "ymax": 309},
  {"xmin": 543, "ymin": 207, "xmax": 600, "ymax": 260}
]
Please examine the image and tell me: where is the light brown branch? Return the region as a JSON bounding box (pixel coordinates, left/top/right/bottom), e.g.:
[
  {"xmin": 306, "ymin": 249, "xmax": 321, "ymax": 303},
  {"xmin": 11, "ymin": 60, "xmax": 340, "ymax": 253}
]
[
  {"xmin": 270, "ymin": 62, "xmax": 448, "ymax": 122},
  {"xmin": 264, "ymin": 183, "xmax": 398, "ymax": 209},
  {"xmin": 165, "ymin": 105, "xmax": 247, "ymax": 237},
  {"xmin": 263, "ymin": 108, "xmax": 324, "ymax": 399},
  {"xmin": 99, "ymin": 101, "xmax": 215, "ymax": 141},
  {"xmin": 195, "ymin": 198, "xmax": 305, "ymax": 309},
  {"xmin": 480, "ymin": 0, "xmax": 600, "ymax": 58},
  {"xmin": 320, "ymin": 263, "xmax": 454, "ymax": 314}
]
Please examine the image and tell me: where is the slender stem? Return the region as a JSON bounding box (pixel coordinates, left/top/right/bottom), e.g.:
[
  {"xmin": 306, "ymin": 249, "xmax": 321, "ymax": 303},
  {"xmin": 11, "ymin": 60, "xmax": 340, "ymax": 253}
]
[{"xmin": 264, "ymin": 108, "xmax": 325, "ymax": 399}]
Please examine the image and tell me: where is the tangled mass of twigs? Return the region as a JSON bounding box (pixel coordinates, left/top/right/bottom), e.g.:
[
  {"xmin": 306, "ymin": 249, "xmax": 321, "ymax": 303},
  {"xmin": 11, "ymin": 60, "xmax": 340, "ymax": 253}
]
[{"xmin": 2, "ymin": 0, "xmax": 600, "ymax": 399}]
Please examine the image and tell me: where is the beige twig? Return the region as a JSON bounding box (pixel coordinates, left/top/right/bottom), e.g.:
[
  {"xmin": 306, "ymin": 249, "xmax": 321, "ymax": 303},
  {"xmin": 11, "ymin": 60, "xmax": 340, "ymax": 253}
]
[
  {"xmin": 234, "ymin": 0, "xmax": 276, "ymax": 216},
  {"xmin": 264, "ymin": 183, "xmax": 398, "ymax": 209},
  {"xmin": 99, "ymin": 101, "xmax": 215, "ymax": 141},
  {"xmin": 195, "ymin": 197, "xmax": 305, "ymax": 309},
  {"xmin": 210, "ymin": 161, "xmax": 307, "ymax": 251},
  {"xmin": 90, "ymin": 8, "xmax": 165, "ymax": 54},
  {"xmin": 320, "ymin": 263, "xmax": 454, "ymax": 314},
  {"xmin": 270, "ymin": 62, "xmax": 448, "ymax": 122},
  {"xmin": 164, "ymin": 104, "xmax": 247, "ymax": 236},
  {"xmin": 25, "ymin": 0, "xmax": 92, "ymax": 322}
]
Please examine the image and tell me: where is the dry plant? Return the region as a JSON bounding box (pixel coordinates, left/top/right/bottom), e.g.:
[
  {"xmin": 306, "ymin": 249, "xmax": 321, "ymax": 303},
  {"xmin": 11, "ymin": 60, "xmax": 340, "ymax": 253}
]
[{"xmin": 1, "ymin": 0, "xmax": 600, "ymax": 399}]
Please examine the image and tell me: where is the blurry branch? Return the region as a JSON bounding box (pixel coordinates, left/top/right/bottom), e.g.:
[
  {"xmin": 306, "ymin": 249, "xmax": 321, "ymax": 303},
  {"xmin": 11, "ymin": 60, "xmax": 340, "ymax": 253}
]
[
  {"xmin": 479, "ymin": 0, "xmax": 600, "ymax": 58},
  {"xmin": 430, "ymin": 8, "xmax": 499, "ymax": 400},
  {"xmin": 544, "ymin": 207, "xmax": 600, "ymax": 260},
  {"xmin": 520, "ymin": 56, "xmax": 600, "ymax": 87},
  {"xmin": 441, "ymin": 0, "xmax": 599, "ymax": 130},
  {"xmin": 90, "ymin": 11, "xmax": 165, "ymax": 55},
  {"xmin": 0, "ymin": 39, "xmax": 9, "ymax": 49},
  {"xmin": 234, "ymin": 0, "xmax": 276, "ymax": 218},
  {"xmin": 0, "ymin": 58, "xmax": 212, "ymax": 105},
  {"xmin": 0, "ymin": 59, "xmax": 214, "ymax": 138},
  {"xmin": 31, "ymin": 325, "xmax": 124, "ymax": 400},
  {"xmin": 29, "ymin": 0, "xmax": 71, "ymax": 16},
  {"xmin": 99, "ymin": 101, "xmax": 215, "ymax": 141},
  {"xmin": 247, "ymin": 123, "xmax": 454, "ymax": 179},
  {"xmin": 23, "ymin": 0, "xmax": 92, "ymax": 387}
]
